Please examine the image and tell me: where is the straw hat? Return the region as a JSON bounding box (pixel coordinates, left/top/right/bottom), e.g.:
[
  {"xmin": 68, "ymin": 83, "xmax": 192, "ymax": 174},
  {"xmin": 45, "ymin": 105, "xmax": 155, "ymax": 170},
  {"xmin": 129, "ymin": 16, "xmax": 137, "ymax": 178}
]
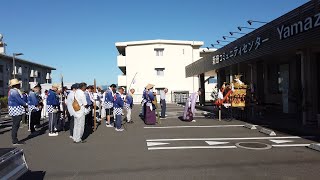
[
  {"xmin": 9, "ymin": 79, "xmax": 21, "ymax": 87},
  {"xmin": 145, "ymin": 84, "xmax": 155, "ymax": 90},
  {"xmin": 52, "ymin": 83, "xmax": 60, "ymax": 89}
]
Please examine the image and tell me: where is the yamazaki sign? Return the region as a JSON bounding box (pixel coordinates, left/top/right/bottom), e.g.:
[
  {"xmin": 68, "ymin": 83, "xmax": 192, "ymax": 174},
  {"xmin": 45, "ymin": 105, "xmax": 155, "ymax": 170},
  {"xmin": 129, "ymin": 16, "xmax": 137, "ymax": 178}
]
[
  {"xmin": 212, "ymin": 11, "xmax": 320, "ymax": 65},
  {"xmin": 277, "ymin": 12, "xmax": 320, "ymax": 40}
]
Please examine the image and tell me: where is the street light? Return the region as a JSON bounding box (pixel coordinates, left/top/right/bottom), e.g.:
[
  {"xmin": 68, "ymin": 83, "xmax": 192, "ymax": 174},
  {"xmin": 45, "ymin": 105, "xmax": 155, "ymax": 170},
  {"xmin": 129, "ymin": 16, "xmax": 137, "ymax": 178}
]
[
  {"xmin": 247, "ymin": 20, "xmax": 268, "ymax": 25},
  {"xmin": 211, "ymin": 44, "xmax": 223, "ymax": 48},
  {"xmin": 238, "ymin": 26, "xmax": 256, "ymax": 31},
  {"xmin": 12, "ymin": 53, "xmax": 23, "ymax": 79},
  {"xmin": 217, "ymin": 40, "xmax": 230, "ymax": 44},
  {"xmin": 222, "ymin": 36, "xmax": 237, "ymax": 40},
  {"xmin": 229, "ymin": 31, "xmax": 246, "ymax": 36}
]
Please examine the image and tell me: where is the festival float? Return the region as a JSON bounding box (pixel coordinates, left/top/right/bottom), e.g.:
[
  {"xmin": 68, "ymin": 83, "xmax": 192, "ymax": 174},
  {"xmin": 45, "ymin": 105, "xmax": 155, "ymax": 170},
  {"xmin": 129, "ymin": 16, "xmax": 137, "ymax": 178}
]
[{"xmin": 214, "ymin": 75, "xmax": 248, "ymax": 120}]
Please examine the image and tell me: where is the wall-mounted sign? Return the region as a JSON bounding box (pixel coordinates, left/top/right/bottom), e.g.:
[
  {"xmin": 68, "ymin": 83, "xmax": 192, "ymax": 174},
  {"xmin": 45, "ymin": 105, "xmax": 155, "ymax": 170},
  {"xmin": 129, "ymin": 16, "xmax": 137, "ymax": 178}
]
[
  {"xmin": 277, "ymin": 12, "xmax": 320, "ymax": 40},
  {"xmin": 212, "ymin": 36, "xmax": 269, "ymax": 65}
]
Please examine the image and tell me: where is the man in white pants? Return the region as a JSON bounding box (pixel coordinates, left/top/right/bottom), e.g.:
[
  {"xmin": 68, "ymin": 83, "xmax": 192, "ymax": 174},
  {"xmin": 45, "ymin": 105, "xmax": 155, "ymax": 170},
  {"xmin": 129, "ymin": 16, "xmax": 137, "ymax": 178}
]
[
  {"xmin": 41, "ymin": 90, "xmax": 48, "ymax": 119},
  {"xmin": 66, "ymin": 83, "xmax": 78, "ymax": 139},
  {"xmin": 73, "ymin": 83, "xmax": 88, "ymax": 144},
  {"xmin": 124, "ymin": 89, "xmax": 135, "ymax": 123},
  {"xmin": 100, "ymin": 90, "xmax": 106, "ymax": 122}
]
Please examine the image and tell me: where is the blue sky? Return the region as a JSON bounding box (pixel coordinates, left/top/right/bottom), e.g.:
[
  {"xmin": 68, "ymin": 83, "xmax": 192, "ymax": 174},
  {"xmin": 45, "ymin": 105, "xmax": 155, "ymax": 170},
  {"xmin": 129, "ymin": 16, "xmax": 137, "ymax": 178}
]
[{"xmin": 1, "ymin": 0, "xmax": 307, "ymax": 86}]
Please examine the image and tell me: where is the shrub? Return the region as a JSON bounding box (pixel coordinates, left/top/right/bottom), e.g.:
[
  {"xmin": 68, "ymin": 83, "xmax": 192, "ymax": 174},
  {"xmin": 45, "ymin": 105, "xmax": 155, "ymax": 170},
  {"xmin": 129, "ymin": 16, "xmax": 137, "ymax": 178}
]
[{"xmin": 0, "ymin": 96, "xmax": 8, "ymax": 109}]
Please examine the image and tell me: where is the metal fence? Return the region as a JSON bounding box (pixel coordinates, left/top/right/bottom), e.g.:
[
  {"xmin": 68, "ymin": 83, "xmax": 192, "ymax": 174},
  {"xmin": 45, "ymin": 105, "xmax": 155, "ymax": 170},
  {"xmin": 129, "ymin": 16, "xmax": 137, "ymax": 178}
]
[{"xmin": 130, "ymin": 92, "xmax": 215, "ymax": 104}]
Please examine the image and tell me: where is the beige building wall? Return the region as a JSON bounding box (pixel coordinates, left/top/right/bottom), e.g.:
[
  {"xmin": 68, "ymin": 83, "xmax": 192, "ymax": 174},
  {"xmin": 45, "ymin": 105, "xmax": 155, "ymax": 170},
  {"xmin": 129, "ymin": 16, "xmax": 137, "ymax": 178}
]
[{"xmin": 116, "ymin": 40, "xmax": 206, "ymax": 103}]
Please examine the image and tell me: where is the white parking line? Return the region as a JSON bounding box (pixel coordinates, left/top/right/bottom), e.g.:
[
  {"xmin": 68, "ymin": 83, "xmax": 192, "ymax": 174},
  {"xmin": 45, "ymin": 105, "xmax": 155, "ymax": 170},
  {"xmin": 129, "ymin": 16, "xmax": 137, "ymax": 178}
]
[
  {"xmin": 147, "ymin": 136, "xmax": 307, "ymax": 142},
  {"xmin": 272, "ymin": 144, "xmax": 310, "ymax": 147},
  {"xmin": 148, "ymin": 146, "xmax": 237, "ymax": 150},
  {"xmin": 165, "ymin": 115, "xmax": 207, "ymax": 118},
  {"xmin": 144, "ymin": 125, "xmax": 245, "ymax": 129}
]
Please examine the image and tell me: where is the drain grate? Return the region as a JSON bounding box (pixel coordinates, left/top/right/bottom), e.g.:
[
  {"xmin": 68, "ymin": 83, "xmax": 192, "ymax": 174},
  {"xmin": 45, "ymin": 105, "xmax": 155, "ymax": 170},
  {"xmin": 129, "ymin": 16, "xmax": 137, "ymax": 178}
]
[{"xmin": 236, "ymin": 142, "xmax": 272, "ymax": 150}]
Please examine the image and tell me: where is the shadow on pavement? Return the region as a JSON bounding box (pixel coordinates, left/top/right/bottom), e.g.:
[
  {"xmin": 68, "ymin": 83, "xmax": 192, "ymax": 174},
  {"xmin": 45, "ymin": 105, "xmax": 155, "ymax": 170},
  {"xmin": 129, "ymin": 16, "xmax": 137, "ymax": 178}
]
[
  {"xmin": 18, "ymin": 171, "xmax": 46, "ymax": 180},
  {"xmin": 20, "ymin": 122, "xmax": 49, "ymax": 142},
  {"xmin": 194, "ymin": 104, "xmax": 320, "ymax": 143}
]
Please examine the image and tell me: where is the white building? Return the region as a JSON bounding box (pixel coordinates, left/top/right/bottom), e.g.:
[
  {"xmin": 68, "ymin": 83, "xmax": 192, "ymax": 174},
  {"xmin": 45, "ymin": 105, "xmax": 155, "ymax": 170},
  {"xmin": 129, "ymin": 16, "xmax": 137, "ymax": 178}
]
[
  {"xmin": 0, "ymin": 54, "xmax": 55, "ymax": 96},
  {"xmin": 0, "ymin": 35, "xmax": 55, "ymax": 96},
  {"xmin": 116, "ymin": 39, "xmax": 216, "ymax": 103}
]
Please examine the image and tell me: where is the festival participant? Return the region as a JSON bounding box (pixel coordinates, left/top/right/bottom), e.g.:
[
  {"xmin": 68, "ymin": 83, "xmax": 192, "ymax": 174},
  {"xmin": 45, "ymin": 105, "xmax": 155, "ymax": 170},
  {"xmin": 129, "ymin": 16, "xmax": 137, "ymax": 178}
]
[
  {"xmin": 160, "ymin": 88, "xmax": 168, "ymax": 119},
  {"xmin": 27, "ymin": 83, "xmax": 41, "ymax": 136},
  {"xmin": 144, "ymin": 84, "xmax": 156, "ymax": 125},
  {"xmin": 96, "ymin": 86, "xmax": 103, "ymax": 123},
  {"xmin": 182, "ymin": 89, "xmax": 202, "ymax": 122},
  {"xmin": 21, "ymin": 89, "xmax": 28, "ymax": 124},
  {"xmin": 56, "ymin": 87, "xmax": 65, "ymax": 131},
  {"xmin": 105, "ymin": 84, "xmax": 117, "ymax": 127},
  {"xmin": 124, "ymin": 88, "xmax": 135, "ymax": 123},
  {"xmin": 152, "ymin": 91, "xmax": 160, "ymax": 122},
  {"xmin": 41, "ymin": 90, "xmax": 48, "ymax": 119},
  {"xmin": 85, "ymin": 86, "xmax": 94, "ymax": 133},
  {"xmin": 35, "ymin": 85, "xmax": 43, "ymax": 128},
  {"xmin": 100, "ymin": 90, "xmax": 106, "ymax": 123},
  {"xmin": 66, "ymin": 83, "xmax": 79, "ymax": 139},
  {"xmin": 114, "ymin": 87, "xmax": 124, "ymax": 131},
  {"xmin": 140, "ymin": 88, "xmax": 147, "ymax": 118},
  {"xmin": 8, "ymin": 79, "xmax": 28, "ymax": 145},
  {"xmin": 61, "ymin": 86, "xmax": 68, "ymax": 123},
  {"xmin": 73, "ymin": 83, "xmax": 88, "ymax": 143},
  {"xmin": 47, "ymin": 84, "xmax": 60, "ymax": 136}
]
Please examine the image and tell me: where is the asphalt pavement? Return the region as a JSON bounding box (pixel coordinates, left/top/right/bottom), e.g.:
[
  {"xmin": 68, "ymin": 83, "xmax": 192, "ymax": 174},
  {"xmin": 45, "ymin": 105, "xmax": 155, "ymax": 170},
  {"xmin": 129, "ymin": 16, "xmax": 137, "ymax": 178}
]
[{"xmin": 1, "ymin": 104, "xmax": 320, "ymax": 180}]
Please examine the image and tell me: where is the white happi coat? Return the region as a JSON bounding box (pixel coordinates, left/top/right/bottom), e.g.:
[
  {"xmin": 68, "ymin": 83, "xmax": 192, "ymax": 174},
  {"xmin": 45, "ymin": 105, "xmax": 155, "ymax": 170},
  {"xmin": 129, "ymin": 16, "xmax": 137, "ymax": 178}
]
[
  {"xmin": 73, "ymin": 89, "xmax": 88, "ymax": 118},
  {"xmin": 66, "ymin": 90, "xmax": 76, "ymax": 117}
]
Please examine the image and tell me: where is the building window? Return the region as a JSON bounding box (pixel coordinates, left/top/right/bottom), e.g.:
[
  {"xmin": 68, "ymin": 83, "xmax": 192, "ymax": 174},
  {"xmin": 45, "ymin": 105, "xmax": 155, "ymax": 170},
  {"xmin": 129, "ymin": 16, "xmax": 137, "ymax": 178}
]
[
  {"xmin": 0, "ymin": 65, "xmax": 3, "ymax": 73},
  {"xmin": 155, "ymin": 48, "xmax": 164, "ymax": 56},
  {"xmin": 182, "ymin": 49, "xmax": 185, "ymax": 55},
  {"xmin": 267, "ymin": 64, "xmax": 280, "ymax": 94},
  {"xmin": 0, "ymin": 80, "xmax": 3, "ymax": 88},
  {"xmin": 155, "ymin": 68, "xmax": 165, "ymax": 76}
]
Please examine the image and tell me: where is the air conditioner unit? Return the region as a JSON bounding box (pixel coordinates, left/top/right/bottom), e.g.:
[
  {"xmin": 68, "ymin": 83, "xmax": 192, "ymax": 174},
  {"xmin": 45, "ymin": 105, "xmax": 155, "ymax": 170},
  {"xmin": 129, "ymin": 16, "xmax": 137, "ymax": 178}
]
[
  {"xmin": 30, "ymin": 70, "xmax": 34, "ymax": 77},
  {"xmin": 46, "ymin": 73, "xmax": 51, "ymax": 80},
  {"xmin": 17, "ymin": 67, "xmax": 22, "ymax": 75},
  {"xmin": 30, "ymin": 70, "xmax": 38, "ymax": 78},
  {"xmin": 34, "ymin": 70, "xmax": 38, "ymax": 77},
  {"xmin": 12, "ymin": 66, "xmax": 17, "ymax": 75}
]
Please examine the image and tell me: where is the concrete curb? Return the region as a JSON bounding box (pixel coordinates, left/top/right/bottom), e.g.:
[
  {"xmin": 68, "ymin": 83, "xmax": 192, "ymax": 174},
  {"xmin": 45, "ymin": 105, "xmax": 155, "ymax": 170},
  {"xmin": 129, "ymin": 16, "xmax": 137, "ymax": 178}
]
[
  {"xmin": 308, "ymin": 143, "xmax": 320, "ymax": 152},
  {"xmin": 259, "ymin": 128, "xmax": 276, "ymax": 136},
  {"xmin": 243, "ymin": 124, "xmax": 257, "ymax": 130}
]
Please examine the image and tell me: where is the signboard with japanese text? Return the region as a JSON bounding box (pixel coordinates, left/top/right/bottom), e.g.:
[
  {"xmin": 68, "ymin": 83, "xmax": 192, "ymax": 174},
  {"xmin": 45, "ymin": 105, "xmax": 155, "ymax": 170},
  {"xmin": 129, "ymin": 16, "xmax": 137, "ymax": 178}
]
[{"xmin": 212, "ymin": 37, "xmax": 269, "ymax": 65}]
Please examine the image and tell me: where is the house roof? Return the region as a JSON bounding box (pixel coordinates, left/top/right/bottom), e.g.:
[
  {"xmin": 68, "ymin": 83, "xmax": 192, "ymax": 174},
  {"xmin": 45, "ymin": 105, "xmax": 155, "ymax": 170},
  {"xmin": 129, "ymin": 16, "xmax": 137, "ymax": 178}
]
[
  {"xmin": 115, "ymin": 39, "xmax": 204, "ymax": 55},
  {"xmin": 0, "ymin": 53, "xmax": 56, "ymax": 70}
]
